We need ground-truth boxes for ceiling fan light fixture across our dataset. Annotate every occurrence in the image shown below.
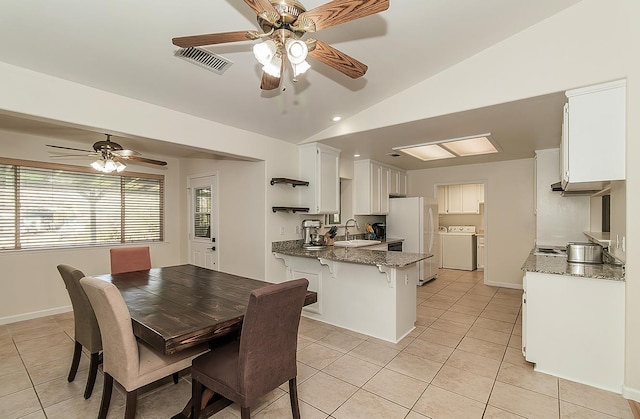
[91,159,105,171]
[285,39,308,64]
[103,159,118,173]
[253,40,278,66]
[292,60,311,78]
[262,54,282,77]
[115,161,127,172]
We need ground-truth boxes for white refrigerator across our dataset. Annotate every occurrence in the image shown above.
[387,197,440,285]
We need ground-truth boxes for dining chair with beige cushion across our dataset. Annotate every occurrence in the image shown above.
[109,246,151,275]
[80,276,209,419]
[57,264,102,399]
[190,278,309,419]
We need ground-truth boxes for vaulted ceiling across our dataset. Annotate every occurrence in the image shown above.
[0,0,581,169]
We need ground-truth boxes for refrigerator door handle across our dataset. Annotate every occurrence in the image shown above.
[428,207,434,252]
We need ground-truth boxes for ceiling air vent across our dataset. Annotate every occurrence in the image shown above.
[175,47,233,75]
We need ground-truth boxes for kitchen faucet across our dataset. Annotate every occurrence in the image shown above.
[344,218,359,241]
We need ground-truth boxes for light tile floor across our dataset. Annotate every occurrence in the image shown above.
[0,269,635,418]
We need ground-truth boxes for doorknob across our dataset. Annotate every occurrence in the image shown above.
[211,246,216,251]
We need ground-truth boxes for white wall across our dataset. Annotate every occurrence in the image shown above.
[409,158,535,288]
[0,130,184,322]
[181,158,266,280]
[535,149,590,246]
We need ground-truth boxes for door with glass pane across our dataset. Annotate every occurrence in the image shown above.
[188,175,218,270]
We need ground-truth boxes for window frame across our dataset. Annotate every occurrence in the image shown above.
[0,157,165,251]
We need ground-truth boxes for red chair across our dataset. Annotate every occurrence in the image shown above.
[110,246,151,274]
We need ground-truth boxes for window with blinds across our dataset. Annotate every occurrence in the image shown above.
[0,158,164,250]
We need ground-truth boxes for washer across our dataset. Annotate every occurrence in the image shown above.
[441,226,477,271]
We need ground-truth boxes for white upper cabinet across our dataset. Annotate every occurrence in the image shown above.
[388,168,407,196]
[353,159,403,215]
[299,143,341,214]
[437,186,447,214]
[561,79,626,191]
[477,184,485,204]
[439,184,481,214]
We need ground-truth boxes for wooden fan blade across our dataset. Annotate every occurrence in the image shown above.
[172,31,252,48]
[243,0,278,15]
[112,149,141,158]
[122,156,167,166]
[307,39,367,78]
[49,153,96,158]
[298,0,389,32]
[46,144,94,153]
[260,72,281,90]
[260,58,283,90]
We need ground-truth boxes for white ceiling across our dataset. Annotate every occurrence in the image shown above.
[0,0,580,170]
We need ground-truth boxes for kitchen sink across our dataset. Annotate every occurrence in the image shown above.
[533,247,567,257]
[333,239,381,248]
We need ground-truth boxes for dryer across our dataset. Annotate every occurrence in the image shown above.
[441,225,477,271]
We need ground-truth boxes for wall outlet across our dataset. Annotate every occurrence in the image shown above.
[295,225,300,234]
[404,274,409,285]
[279,226,284,235]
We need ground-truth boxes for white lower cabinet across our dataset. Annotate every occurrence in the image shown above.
[275,253,418,343]
[290,269,321,314]
[523,272,624,392]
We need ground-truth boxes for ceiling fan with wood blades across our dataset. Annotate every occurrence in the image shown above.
[47,134,167,173]
[172,0,389,90]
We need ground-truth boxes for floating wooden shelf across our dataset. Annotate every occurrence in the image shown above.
[272,206,309,213]
[270,178,309,187]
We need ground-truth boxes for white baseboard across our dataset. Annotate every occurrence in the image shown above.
[484,280,523,290]
[0,305,72,325]
[623,385,640,402]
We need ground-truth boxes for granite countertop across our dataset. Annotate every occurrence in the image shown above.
[272,239,430,268]
[521,246,625,281]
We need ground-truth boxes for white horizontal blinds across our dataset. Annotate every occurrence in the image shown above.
[122,176,164,243]
[0,160,163,250]
[0,165,16,250]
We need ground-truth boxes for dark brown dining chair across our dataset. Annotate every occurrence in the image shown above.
[80,276,209,419]
[109,246,151,274]
[56,264,102,399]
[191,278,309,419]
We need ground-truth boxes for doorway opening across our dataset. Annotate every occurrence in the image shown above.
[435,182,487,281]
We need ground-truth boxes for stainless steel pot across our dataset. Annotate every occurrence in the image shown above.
[566,242,603,264]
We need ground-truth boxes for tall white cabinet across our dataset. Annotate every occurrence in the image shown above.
[298,143,341,214]
[561,79,626,191]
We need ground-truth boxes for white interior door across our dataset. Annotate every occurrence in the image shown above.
[188,175,218,270]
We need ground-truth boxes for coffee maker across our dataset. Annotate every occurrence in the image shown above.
[301,219,324,248]
[372,222,386,240]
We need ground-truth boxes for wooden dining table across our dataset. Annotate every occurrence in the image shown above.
[95,264,317,418]
[95,264,317,355]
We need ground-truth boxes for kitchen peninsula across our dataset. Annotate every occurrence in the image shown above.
[521,247,625,393]
[273,240,430,343]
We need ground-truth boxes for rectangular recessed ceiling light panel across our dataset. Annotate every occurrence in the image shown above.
[394,133,497,162]
[398,144,455,161]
